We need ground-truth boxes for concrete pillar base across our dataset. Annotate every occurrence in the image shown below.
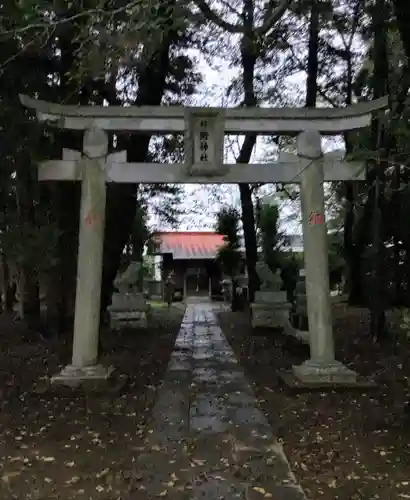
[293,359,357,384]
[51,364,114,387]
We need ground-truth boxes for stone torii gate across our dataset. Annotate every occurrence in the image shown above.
[21,95,388,385]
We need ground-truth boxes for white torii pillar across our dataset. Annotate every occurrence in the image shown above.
[52,128,126,384]
[292,131,357,383]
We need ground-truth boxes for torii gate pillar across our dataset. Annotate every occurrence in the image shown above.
[293,131,356,383]
[52,127,113,384]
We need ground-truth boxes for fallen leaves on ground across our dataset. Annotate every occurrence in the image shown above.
[218,305,410,500]
[0,308,184,499]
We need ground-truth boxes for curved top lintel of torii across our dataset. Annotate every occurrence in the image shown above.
[19,94,389,135]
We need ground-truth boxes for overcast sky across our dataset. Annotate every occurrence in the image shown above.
[144,6,360,238]
[154,50,304,235]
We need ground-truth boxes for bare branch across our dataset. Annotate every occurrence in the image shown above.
[218,0,242,17]
[279,35,340,107]
[192,0,292,35]
[192,0,245,33]
[256,0,293,36]
[0,3,138,36]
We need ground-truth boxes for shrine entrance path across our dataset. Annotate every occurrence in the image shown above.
[135,301,307,499]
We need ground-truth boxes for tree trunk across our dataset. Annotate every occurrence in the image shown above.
[100,0,180,312]
[346,247,364,304]
[305,1,319,108]
[392,0,410,63]
[237,0,259,303]
[47,0,179,327]
[44,237,68,336]
[370,0,389,340]
[43,8,86,334]
[343,46,363,305]
[347,192,374,305]
[1,254,14,312]
[344,183,362,304]
[15,162,41,325]
[17,267,40,326]
[238,154,258,303]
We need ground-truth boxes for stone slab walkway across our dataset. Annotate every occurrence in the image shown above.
[133,302,307,500]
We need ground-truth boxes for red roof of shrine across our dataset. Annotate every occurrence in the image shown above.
[151,232,226,260]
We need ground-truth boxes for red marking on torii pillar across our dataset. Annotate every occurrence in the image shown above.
[308,212,324,225]
[84,211,99,226]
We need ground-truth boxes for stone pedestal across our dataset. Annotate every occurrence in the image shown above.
[108,292,150,329]
[292,359,357,384]
[51,364,114,386]
[251,291,290,329]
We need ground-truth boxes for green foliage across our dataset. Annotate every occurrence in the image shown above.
[215,207,241,278]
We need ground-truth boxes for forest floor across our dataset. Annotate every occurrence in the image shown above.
[0,305,184,500]
[218,304,410,500]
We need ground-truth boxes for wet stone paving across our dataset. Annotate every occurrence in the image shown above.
[134,303,307,499]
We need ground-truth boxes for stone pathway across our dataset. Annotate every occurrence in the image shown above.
[134,302,307,499]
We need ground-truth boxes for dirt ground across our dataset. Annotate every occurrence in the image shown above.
[0,306,184,500]
[217,304,410,500]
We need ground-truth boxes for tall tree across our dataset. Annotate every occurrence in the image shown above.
[194,0,293,301]
[392,0,410,63]
[305,0,319,108]
[369,0,389,339]
[0,0,197,332]
[0,2,56,325]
